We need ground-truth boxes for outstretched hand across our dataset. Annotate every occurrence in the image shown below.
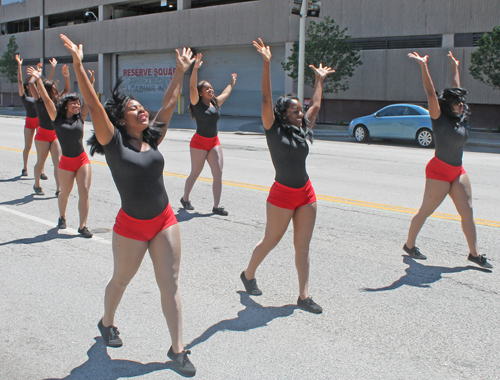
[61,64,70,77]
[175,47,195,73]
[448,51,459,67]
[253,38,272,62]
[408,52,428,65]
[87,69,95,85]
[49,58,58,68]
[230,73,237,86]
[15,54,23,66]
[60,34,84,63]
[194,53,203,69]
[310,63,335,80]
[27,66,42,79]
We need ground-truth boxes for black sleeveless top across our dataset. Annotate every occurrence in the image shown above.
[21,95,38,118]
[191,101,220,138]
[34,99,55,130]
[265,120,310,188]
[103,128,169,220]
[432,113,469,166]
[53,116,85,158]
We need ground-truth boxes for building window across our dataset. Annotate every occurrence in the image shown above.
[111,1,177,19]
[47,8,99,28]
[191,0,257,8]
[350,35,442,50]
[1,17,40,34]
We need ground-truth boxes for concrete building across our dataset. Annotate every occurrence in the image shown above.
[1,0,499,128]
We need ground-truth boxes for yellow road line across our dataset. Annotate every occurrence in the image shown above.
[3,146,500,228]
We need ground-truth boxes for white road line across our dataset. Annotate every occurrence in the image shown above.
[0,205,111,245]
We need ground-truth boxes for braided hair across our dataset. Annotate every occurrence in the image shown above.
[273,94,313,143]
[438,87,470,123]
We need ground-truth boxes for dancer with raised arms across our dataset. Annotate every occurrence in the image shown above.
[60,34,197,376]
[240,38,334,313]
[180,53,237,215]
[403,51,492,269]
[27,65,94,238]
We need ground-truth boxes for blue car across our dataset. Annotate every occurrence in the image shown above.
[348,104,433,147]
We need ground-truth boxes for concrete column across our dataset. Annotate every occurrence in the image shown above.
[442,34,454,48]
[284,42,294,95]
[99,4,113,20]
[98,53,112,102]
[178,0,192,10]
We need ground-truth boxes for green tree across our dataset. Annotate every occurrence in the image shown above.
[282,16,362,94]
[0,35,19,105]
[469,26,500,90]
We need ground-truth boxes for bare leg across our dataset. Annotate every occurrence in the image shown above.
[75,163,92,228]
[405,178,451,248]
[57,168,76,220]
[182,147,209,202]
[244,203,294,280]
[102,233,148,327]
[49,141,62,192]
[449,173,478,255]
[206,145,224,208]
[292,202,317,300]
[23,128,36,172]
[34,140,50,188]
[148,224,184,353]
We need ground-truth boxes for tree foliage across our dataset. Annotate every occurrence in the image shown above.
[282,16,362,94]
[0,35,19,85]
[469,26,500,90]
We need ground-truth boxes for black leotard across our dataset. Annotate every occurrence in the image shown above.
[21,95,37,118]
[265,120,310,189]
[191,101,220,138]
[432,113,469,166]
[35,99,55,130]
[103,128,168,220]
[53,116,84,158]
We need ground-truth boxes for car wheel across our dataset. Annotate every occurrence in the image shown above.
[417,128,433,147]
[354,125,369,143]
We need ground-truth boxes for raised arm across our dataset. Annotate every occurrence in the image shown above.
[408,52,440,120]
[80,69,94,123]
[189,53,202,105]
[27,66,57,120]
[16,54,24,96]
[215,73,237,106]
[28,66,42,100]
[60,64,71,96]
[448,51,460,88]
[60,34,114,145]
[48,58,57,81]
[305,64,334,129]
[156,47,195,144]
[253,38,274,130]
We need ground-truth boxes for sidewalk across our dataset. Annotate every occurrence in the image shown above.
[2,106,499,148]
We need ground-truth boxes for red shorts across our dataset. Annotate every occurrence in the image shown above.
[59,151,90,172]
[25,117,39,130]
[35,128,57,143]
[426,157,466,183]
[113,203,178,242]
[267,180,316,210]
[190,133,220,151]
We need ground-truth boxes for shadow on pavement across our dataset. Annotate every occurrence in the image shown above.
[0,227,78,247]
[361,255,491,292]
[0,193,53,206]
[43,338,175,380]
[175,208,214,222]
[185,291,297,350]
[0,175,32,183]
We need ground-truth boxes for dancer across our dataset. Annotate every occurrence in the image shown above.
[240,39,334,314]
[403,51,492,269]
[60,34,196,376]
[16,55,48,179]
[180,53,237,215]
[28,66,94,238]
[28,64,70,196]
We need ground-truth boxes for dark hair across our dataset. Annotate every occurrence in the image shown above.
[188,80,220,119]
[87,79,165,156]
[438,87,470,123]
[56,93,81,120]
[23,79,31,96]
[274,94,313,143]
[43,80,59,100]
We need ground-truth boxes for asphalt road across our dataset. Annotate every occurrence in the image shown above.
[1,115,499,380]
